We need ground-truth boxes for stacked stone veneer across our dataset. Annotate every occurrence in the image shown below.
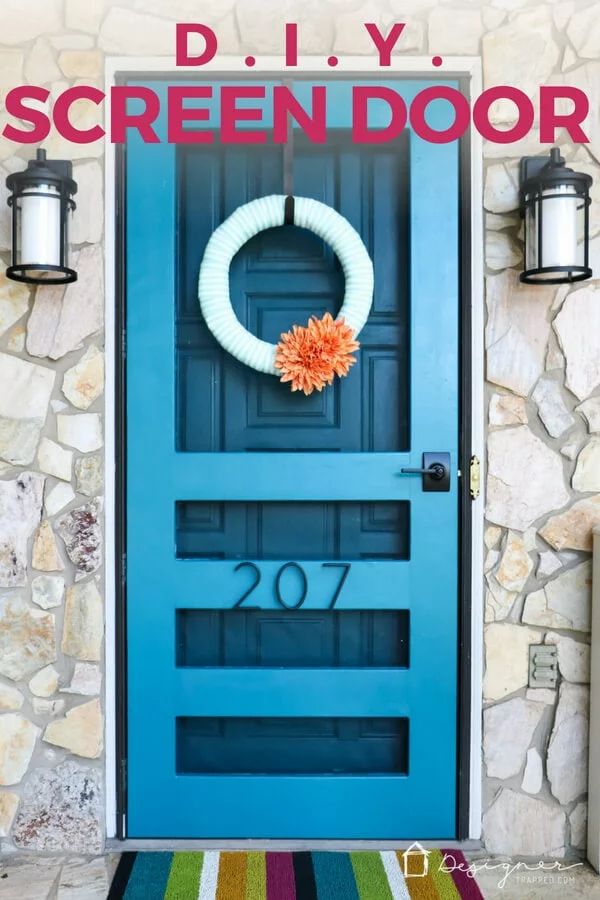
[1,0,600,858]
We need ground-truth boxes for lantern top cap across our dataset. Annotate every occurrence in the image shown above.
[5,148,77,196]
[520,146,592,199]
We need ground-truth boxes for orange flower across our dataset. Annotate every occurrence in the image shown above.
[274,313,359,395]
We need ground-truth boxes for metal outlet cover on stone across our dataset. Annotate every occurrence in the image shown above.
[529,644,558,689]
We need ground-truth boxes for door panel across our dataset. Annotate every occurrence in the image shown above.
[126,79,460,839]
[177,134,409,455]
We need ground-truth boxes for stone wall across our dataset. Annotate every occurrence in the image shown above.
[0,0,599,858]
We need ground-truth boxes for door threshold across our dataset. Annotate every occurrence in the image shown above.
[107,838,483,852]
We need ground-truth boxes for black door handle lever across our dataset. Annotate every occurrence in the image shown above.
[398,453,451,492]
[400,464,446,480]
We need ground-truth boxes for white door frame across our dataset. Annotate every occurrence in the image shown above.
[103,54,485,843]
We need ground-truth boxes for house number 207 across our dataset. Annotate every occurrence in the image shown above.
[233,562,351,610]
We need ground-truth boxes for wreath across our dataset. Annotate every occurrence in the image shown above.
[198,195,374,395]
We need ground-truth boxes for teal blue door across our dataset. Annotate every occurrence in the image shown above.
[125,80,460,839]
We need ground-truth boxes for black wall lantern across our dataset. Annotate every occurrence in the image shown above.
[5,149,78,285]
[519,147,592,285]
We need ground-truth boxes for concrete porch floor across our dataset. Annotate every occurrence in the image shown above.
[0,853,598,898]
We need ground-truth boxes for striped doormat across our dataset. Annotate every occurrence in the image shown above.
[108,849,484,899]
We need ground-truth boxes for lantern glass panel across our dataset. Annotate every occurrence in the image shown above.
[539,184,584,271]
[16,181,63,279]
[524,185,588,281]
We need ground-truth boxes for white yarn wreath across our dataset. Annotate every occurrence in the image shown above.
[198,195,374,375]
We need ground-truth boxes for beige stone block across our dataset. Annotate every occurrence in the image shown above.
[27,246,104,361]
[484,622,541,701]
[24,39,61,85]
[547,682,589,805]
[482,7,506,31]
[562,440,582,461]
[484,696,544,779]
[537,550,562,578]
[486,270,554,397]
[483,6,560,124]
[429,7,483,54]
[0,684,24,711]
[45,483,76,518]
[31,574,64,610]
[570,801,587,850]
[521,748,543,795]
[32,521,65,572]
[577,396,600,433]
[37,437,73,482]
[61,662,101,697]
[562,44,578,72]
[526,687,556,705]
[0,789,19,836]
[75,455,103,497]
[486,427,569,532]
[546,340,565,373]
[0,115,23,164]
[99,7,179,54]
[335,5,385,55]
[573,439,600,493]
[532,377,575,439]
[0,714,39,785]
[0,352,53,416]
[0,596,56,682]
[62,581,104,662]
[0,273,29,339]
[71,162,103,246]
[489,393,527,426]
[484,525,503,550]
[62,345,104,411]
[0,472,44,588]
[237,0,334,54]
[43,699,103,759]
[483,789,565,857]
[66,0,109,33]
[57,414,103,453]
[484,163,519,214]
[523,561,592,632]
[485,575,517,623]
[485,231,521,271]
[32,698,65,717]
[51,36,95,51]
[546,632,590,684]
[485,550,500,575]
[553,1,575,33]
[29,665,60,698]
[495,531,533,593]
[0,0,62,44]
[7,325,25,353]
[58,51,103,80]
[567,3,600,58]
[485,211,519,231]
